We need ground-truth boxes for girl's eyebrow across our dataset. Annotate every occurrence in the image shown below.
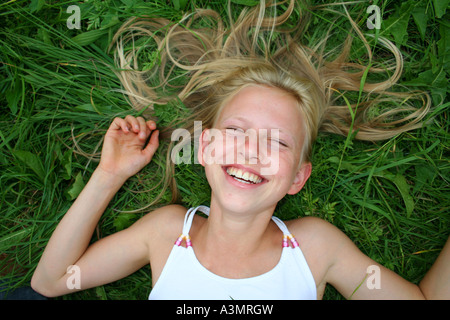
[220,116,247,125]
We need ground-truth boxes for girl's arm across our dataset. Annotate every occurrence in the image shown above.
[296,217,449,299]
[31,116,159,297]
[323,224,426,300]
[419,236,450,299]
[325,224,450,299]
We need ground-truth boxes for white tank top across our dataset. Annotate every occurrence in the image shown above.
[149,206,317,300]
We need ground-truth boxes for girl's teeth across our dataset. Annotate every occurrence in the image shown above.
[226,167,262,184]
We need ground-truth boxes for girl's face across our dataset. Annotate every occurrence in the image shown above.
[198,85,311,215]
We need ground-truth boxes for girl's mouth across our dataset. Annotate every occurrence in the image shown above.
[224,166,264,185]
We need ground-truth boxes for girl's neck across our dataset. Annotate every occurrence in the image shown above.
[199,195,277,255]
[189,195,283,279]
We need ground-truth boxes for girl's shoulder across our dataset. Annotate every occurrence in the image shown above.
[285,216,351,254]
[134,204,188,284]
[137,204,188,243]
[285,216,350,289]
[285,216,341,242]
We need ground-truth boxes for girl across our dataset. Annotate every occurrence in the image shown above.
[31,0,449,299]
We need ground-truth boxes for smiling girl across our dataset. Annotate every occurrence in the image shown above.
[31,0,449,299]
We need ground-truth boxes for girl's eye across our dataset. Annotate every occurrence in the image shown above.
[225,127,245,134]
[271,139,288,148]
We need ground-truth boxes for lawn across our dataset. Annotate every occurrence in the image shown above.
[0,0,448,300]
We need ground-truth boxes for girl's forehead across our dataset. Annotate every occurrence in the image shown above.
[217,85,303,130]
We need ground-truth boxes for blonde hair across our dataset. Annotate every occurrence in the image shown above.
[109,0,431,205]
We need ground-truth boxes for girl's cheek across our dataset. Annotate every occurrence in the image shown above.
[205,135,244,165]
[261,151,296,177]
[261,158,280,175]
[202,136,231,165]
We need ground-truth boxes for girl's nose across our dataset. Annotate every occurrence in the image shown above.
[244,129,259,163]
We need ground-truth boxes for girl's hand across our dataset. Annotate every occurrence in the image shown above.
[97,115,159,183]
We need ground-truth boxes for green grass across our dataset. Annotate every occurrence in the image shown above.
[0,0,449,300]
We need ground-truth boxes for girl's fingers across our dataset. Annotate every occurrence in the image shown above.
[112,116,157,138]
[143,130,159,159]
[136,117,148,139]
[112,117,130,132]
[125,115,140,133]
[146,120,157,131]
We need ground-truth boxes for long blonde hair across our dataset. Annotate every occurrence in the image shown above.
[109,0,431,205]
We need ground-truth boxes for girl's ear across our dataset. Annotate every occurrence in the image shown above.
[197,129,210,167]
[287,162,312,195]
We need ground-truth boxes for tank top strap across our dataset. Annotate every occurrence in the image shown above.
[175,206,210,247]
[271,216,300,248]
[271,216,290,235]
[182,205,210,234]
